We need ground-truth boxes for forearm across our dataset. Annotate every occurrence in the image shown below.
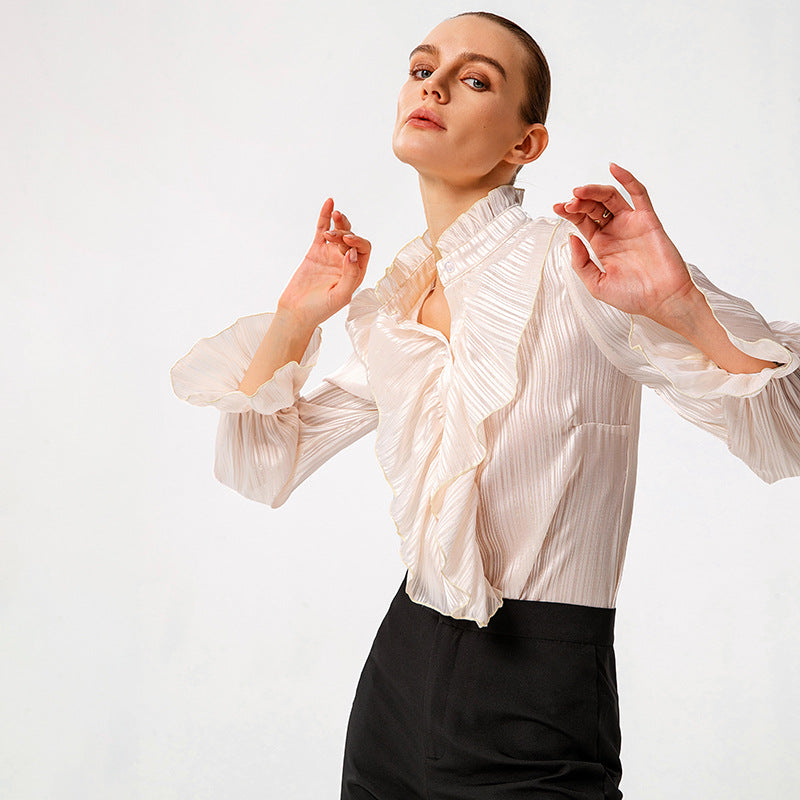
[237,307,318,396]
[658,286,782,374]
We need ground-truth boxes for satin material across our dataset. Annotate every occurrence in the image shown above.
[170,185,800,626]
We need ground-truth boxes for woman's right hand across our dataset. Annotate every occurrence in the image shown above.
[277,197,371,330]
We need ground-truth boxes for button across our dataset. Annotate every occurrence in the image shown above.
[443,260,454,272]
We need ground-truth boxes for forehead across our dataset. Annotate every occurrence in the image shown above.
[417,15,525,70]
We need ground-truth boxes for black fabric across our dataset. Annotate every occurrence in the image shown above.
[341,573,623,799]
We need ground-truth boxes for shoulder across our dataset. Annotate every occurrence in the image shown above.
[513,213,577,247]
[512,214,581,270]
[526,214,577,243]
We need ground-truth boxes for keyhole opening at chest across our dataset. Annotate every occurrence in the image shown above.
[416,281,452,343]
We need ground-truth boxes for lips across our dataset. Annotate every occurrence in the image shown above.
[406,107,446,129]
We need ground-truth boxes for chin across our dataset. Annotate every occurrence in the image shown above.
[392,134,443,174]
[391,138,417,169]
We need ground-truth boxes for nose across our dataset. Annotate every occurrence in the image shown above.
[421,74,447,102]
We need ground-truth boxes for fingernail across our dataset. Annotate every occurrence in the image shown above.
[349,247,358,263]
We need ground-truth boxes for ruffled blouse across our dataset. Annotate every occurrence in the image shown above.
[170,185,800,626]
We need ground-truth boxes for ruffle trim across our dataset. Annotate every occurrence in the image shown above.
[345,193,560,626]
[427,185,525,261]
[628,264,800,398]
[373,184,528,318]
[556,219,799,400]
[169,311,322,415]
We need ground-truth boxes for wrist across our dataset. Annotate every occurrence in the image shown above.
[273,305,319,340]
[650,286,782,373]
[649,284,710,341]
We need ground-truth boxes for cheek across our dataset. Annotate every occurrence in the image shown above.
[397,81,415,105]
[395,82,424,123]
[468,106,513,141]
[482,105,523,143]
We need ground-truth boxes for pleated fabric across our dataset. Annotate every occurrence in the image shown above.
[170,184,800,627]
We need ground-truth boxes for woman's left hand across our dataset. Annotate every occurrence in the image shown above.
[553,163,697,328]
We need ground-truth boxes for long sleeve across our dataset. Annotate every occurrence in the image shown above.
[554,221,800,484]
[170,311,378,506]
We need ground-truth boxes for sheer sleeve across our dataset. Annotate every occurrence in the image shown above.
[170,311,378,506]
[554,221,800,484]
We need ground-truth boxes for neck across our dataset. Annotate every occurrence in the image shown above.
[417,173,512,261]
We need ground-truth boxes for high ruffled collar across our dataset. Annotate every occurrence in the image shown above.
[423,183,525,259]
[372,184,527,321]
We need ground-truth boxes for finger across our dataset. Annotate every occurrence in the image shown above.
[561,198,614,223]
[315,197,334,245]
[329,247,366,307]
[323,229,353,240]
[570,184,632,215]
[323,230,372,258]
[323,230,369,246]
[322,230,350,256]
[568,235,604,297]
[553,202,602,240]
[341,232,371,253]
[608,162,653,211]
[332,210,352,232]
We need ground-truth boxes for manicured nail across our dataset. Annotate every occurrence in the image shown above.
[349,247,358,262]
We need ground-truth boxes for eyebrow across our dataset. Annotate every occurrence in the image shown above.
[407,43,507,81]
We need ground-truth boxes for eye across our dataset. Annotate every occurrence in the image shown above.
[409,67,433,80]
[463,76,488,90]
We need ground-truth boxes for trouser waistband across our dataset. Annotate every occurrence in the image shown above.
[397,573,616,645]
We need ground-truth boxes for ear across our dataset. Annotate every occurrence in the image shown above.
[506,123,549,167]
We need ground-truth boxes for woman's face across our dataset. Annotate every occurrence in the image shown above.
[392,15,545,187]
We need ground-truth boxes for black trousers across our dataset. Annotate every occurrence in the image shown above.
[341,573,623,799]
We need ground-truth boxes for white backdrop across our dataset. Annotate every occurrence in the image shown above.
[2,1,799,798]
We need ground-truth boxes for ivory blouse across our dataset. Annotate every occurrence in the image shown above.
[170,184,800,627]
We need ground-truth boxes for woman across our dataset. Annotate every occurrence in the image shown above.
[170,11,800,799]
